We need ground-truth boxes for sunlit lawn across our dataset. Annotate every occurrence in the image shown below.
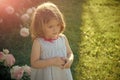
[79,0,120,80]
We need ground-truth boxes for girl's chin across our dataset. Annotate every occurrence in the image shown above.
[51,35,58,39]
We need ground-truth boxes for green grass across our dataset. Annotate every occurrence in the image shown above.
[79,0,120,80]
[0,0,120,80]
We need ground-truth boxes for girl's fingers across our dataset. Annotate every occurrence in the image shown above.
[63,60,72,68]
[63,62,69,68]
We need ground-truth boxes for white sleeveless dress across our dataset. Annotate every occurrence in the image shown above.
[31,36,73,80]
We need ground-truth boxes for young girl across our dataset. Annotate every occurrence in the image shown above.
[30,2,74,80]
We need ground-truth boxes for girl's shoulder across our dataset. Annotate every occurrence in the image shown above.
[59,33,68,40]
[33,37,43,45]
[33,38,40,42]
[59,33,66,38]
[59,34,69,43]
[32,38,41,48]
[32,38,40,45]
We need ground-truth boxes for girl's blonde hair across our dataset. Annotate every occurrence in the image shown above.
[30,2,66,40]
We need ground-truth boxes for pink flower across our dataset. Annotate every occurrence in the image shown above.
[21,13,30,22]
[15,13,20,17]
[0,52,5,62]
[0,18,3,23]
[3,48,9,54]
[20,27,29,37]
[32,7,36,11]
[4,54,15,67]
[5,6,14,14]
[22,65,31,75]
[26,8,33,14]
[10,66,24,80]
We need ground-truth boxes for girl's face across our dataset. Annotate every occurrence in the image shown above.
[43,18,61,39]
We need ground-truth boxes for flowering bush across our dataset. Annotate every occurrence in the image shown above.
[19,7,35,37]
[10,65,31,80]
[20,27,30,37]
[5,6,15,14]
[0,49,15,67]
[0,49,31,80]
[0,5,35,38]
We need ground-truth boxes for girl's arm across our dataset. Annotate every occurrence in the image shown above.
[30,38,65,69]
[64,35,74,68]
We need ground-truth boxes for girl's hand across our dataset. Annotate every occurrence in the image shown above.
[52,57,66,69]
[63,58,72,69]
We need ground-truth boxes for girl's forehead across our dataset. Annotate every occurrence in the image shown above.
[46,18,59,25]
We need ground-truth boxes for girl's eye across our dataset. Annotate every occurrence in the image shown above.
[48,26,53,28]
[57,24,59,26]
[57,24,60,27]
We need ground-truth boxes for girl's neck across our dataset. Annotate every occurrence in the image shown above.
[46,34,59,39]
[42,35,59,42]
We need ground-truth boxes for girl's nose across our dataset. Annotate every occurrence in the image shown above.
[53,27,57,31]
